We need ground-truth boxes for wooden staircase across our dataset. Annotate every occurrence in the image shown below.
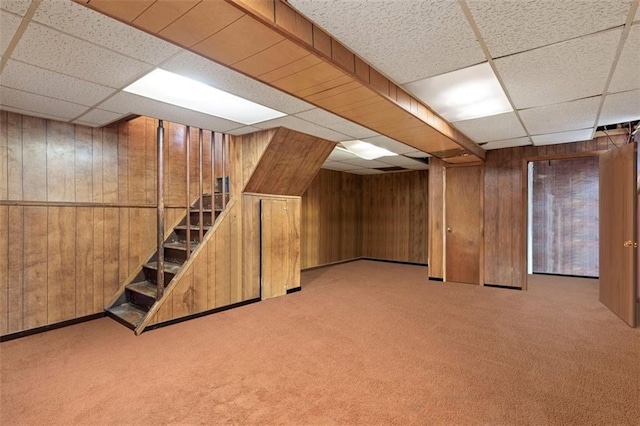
[106,190,229,330]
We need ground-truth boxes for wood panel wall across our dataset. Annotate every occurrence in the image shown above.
[428,158,445,278]
[0,111,217,336]
[362,170,428,264]
[301,168,428,268]
[429,135,624,288]
[301,169,362,268]
[532,157,599,277]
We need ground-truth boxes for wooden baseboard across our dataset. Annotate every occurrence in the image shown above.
[301,257,363,271]
[0,313,106,342]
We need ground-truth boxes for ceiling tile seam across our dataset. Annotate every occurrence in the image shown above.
[294,115,371,139]
[516,94,602,112]
[0,0,41,73]
[0,85,93,120]
[4,57,117,91]
[458,0,532,146]
[529,126,594,137]
[591,0,639,135]
[0,105,69,122]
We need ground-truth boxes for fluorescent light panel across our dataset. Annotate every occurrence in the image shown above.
[404,62,512,122]
[340,140,398,160]
[124,68,286,125]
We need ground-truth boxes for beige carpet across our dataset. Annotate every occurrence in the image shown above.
[1,260,639,425]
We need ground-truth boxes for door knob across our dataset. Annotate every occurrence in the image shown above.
[623,240,637,248]
[447,227,452,233]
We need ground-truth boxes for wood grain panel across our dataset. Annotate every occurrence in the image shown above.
[274,0,312,44]
[22,115,47,201]
[80,0,153,22]
[331,39,355,73]
[23,206,48,329]
[74,125,93,202]
[6,112,22,200]
[47,122,75,202]
[428,158,445,279]
[0,206,7,334]
[132,0,200,33]
[7,206,23,332]
[362,171,428,264]
[301,169,362,268]
[193,15,283,65]
[0,111,8,200]
[532,157,599,277]
[75,207,94,317]
[245,127,335,195]
[127,118,146,204]
[47,207,76,322]
[116,123,127,203]
[102,125,119,203]
[445,166,482,285]
[158,0,244,47]
[92,207,104,312]
[242,194,262,299]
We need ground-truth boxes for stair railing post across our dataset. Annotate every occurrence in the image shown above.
[211,131,215,219]
[185,126,191,260]
[156,120,165,300]
[222,134,227,209]
[198,128,204,242]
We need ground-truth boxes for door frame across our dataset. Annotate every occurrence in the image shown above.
[521,150,608,291]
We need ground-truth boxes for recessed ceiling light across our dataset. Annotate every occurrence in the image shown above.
[340,140,399,160]
[124,68,286,125]
[404,62,512,122]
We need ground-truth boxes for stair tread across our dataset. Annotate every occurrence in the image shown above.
[164,241,197,251]
[127,281,158,299]
[107,303,146,327]
[189,208,218,213]
[144,261,182,274]
[174,225,211,231]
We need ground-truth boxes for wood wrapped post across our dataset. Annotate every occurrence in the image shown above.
[222,134,227,209]
[156,120,165,300]
[210,131,215,218]
[198,128,204,242]
[185,126,191,260]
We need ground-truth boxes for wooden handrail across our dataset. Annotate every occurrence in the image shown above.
[185,126,191,260]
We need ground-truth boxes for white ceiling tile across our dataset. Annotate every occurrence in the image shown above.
[2,60,116,106]
[349,168,386,175]
[361,135,417,155]
[0,105,69,122]
[322,161,365,171]
[74,109,122,126]
[341,158,390,168]
[520,97,601,135]
[1,0,29,16]
[97,92,246,132]
[481,137,531,150]
[453,112,526,143]
[404,151,432,158]
[609,24,640,93]
[598,90,640,126]
[225,126,262,136]
[12,22,153,88]
[289,0,485,83]
[1,10,21,55]
[495,29,621,109]
[32,0,180,65]
[294,108,378,139]
[252,115,348,141]
[0,85,88,119]
[162,51,314,115]
[327,148,361,162]
[376,155,428,168]
[532,128,595,145]
[468,0,632,58]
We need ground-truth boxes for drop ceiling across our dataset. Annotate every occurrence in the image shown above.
[1,0,639,177]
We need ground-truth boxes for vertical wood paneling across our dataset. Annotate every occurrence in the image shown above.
[75,207,94,316]
[47,207,76,323]
[6,112,22,200]
[116,123,128,203]
[102,208,120,302]
[0,111,8,200]
[127,118,146,204]
[102,125,119,203]
[193,244,208,312]
[118,209,130,283]
[22,116,47,201]
[92,128,104,203]
[92,208,105,312]
[0,206,7,334]
[144,117,157,204]
[23,206,48,329]
[74,126,93,202]
[428,159,445,278]
[47,122,75,202]
[7,206,23,332]
[215,214,231,307]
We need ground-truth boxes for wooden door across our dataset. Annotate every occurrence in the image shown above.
[599,142,637,326]
[260,198,301,300]
[445,166,482,284]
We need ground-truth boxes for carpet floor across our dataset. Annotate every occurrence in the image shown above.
[1,260,639,425]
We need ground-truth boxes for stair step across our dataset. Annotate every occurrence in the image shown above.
[127,281,158,298]
[144,261,182,275]
[164,241,198,251]
[106,303,147,329]
[174,225,211,233]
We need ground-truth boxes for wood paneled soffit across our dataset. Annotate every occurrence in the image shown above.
[79,0,485,162]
